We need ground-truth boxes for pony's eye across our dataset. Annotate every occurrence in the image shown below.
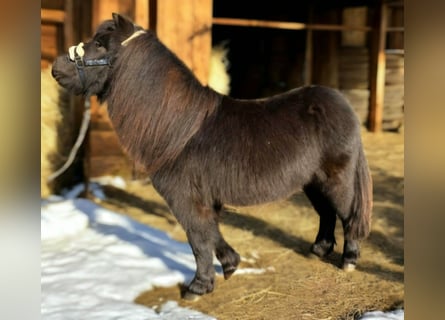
[95,41,102,48]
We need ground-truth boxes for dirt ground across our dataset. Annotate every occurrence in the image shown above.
[96,128,404,320]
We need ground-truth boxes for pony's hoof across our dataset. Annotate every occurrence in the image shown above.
[310,241,334,258]
[182,291,201,301]
[307,252,321,260]
[223,266,237,279]
[306,252,323,260]
[342,263,356,272]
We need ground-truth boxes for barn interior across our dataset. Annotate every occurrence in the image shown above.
[41,0,404,192]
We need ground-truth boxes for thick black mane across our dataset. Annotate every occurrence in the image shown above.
[107,31,221,173]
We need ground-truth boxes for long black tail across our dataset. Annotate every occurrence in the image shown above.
[347,146,373,240]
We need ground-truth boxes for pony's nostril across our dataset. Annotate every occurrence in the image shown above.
[51,66,57,77]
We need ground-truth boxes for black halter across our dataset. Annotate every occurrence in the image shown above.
[68,29,146,91]
[69,43,110,91]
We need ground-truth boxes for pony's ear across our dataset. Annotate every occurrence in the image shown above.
[112,13,134,34]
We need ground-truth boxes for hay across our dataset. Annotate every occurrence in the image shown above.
[208,41,231,95]
[41,66,73,197]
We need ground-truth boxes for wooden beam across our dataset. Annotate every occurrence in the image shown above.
[41,9,65,23]
[368,1,388,132]
[212,17,372,32]
[387,27,404,32]
[213,17,306,30]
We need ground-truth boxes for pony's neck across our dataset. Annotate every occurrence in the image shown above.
[106,32,221,173]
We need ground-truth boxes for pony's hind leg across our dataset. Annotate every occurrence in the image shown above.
[305,181,361,270]
[341,236,360,271]
[334,148,372,271]
[304,183,337,258]
[306,163,369,271]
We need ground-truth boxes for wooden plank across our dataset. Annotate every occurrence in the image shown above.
[341,89,370,118]
[388,6,404,49]
[311,9,339,88]
[41,9,65,23]
[368,1,388,132]
[386,27,404,32]
[385,68,404,84]
[212,17,372,32]
[341,7,368,47]
[41,24,59,60]
[339,47,369,90]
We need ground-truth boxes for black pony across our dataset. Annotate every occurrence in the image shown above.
[52,13,372,300]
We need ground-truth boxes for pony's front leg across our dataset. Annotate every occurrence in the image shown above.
[182,203,241,299]
[169,201,220,299]
[184,221,217,299]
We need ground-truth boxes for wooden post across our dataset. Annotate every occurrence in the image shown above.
[368,1,388,132]
[92,0,119,29]
[156,0,213,85]
[134,0,149,29]
[304,29,313,86]
[63,0,74,50]
[304,7,313,85]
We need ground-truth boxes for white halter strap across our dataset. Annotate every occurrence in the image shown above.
[121,30,146,46]
[67,29,145,62]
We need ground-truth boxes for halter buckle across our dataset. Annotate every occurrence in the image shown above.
[74,54,84,68]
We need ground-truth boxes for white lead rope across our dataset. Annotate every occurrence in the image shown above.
[47,98,91,182]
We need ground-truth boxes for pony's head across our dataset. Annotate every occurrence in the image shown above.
[51,13,144,98]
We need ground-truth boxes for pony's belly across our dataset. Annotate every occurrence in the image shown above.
[218,180,303,207]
